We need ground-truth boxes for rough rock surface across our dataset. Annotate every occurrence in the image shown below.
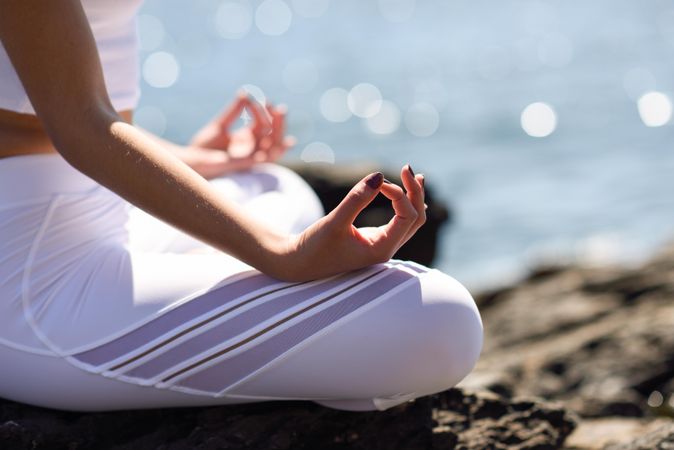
[0,388,575,450]
[603,422,674,450]
[464,243,674,420]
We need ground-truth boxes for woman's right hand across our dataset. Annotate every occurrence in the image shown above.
[272,165,426,282]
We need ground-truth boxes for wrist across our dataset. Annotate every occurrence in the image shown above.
[258,229,298,281]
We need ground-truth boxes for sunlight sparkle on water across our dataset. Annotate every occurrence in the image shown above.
[142,52,180,88]
[520,102,557,137]
[320,88,351,123]
[256,0,292,36]
[637,91,672,127]
[366,100,401,135]
[347,83,383,119]
[405,102,439,137]
[301,142,335,164]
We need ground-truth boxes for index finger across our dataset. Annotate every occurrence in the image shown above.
[243,97,272,135]
[218,93,249,130]
[370,181,418,256]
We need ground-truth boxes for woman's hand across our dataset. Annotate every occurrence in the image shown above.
[273,165,427,282]
[187,93,296,178]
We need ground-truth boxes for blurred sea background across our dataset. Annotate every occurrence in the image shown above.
[135,0,674,290]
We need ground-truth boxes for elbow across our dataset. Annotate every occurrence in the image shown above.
[44,103,122,170]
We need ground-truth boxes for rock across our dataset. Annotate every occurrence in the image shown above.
[464,243,674,419]
[0,388,575,450]
[564,418,672,449]
[286,162,452,267]
[603,422,674,450]
[432,389,577,450]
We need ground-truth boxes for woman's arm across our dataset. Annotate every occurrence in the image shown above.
[0,0,286,275]
[0,0,427,282]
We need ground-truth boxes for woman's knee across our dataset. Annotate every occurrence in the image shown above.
[240,163,325,233]
[409,269,483,396]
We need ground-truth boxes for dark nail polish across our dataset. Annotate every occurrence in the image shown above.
[408,164,415,177]
[365,172,384,189]
[383,178,393,184]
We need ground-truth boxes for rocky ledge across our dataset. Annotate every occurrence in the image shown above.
[463,241,674,449]
[0,388,575,450]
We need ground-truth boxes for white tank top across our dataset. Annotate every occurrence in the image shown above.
[0,0,144,115]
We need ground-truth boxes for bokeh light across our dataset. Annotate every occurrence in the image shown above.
[520,102,557,137]
[300,141,335,164]
[405,102,439,137]
[320,88,352,123]
[637,91,672,127]
[282,58,318,94]
[215,1,252,39]
[142,51,180,88]
[256,0,293,36]
[366,100,401,135]
[347,83,383,118]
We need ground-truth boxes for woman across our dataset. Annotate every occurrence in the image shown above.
[0,0,482,412]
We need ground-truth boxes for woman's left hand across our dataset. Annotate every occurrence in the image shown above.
[186,93,296,178]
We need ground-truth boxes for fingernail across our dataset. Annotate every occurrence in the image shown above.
[365,172,384,189]
[408,164,415,177]
[383,178,393,184]
[420,175,425,189]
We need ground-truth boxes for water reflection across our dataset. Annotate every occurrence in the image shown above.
[520,102,557,138]
[142,51,180,88]
[320,88,351,123]
[255,0,292,36]
[347,83,383,119]
[405,102,439,137]
[637,92,672,127]
[301,141,335,164]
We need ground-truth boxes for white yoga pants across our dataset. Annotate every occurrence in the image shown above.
[0,154,483,412]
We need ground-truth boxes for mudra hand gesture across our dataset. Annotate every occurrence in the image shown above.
[186,92,296,178]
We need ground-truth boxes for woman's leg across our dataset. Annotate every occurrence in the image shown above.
[7,249,481,411]
[1,158,482,412]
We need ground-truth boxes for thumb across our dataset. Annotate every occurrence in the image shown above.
[331,172,384,225]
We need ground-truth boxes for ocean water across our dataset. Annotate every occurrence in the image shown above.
[136,0,674,289]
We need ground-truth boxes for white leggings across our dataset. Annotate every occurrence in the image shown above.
[0,154,482,412]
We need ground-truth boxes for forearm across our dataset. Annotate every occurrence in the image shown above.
[136,128,223,178]
[58,110,288,276]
